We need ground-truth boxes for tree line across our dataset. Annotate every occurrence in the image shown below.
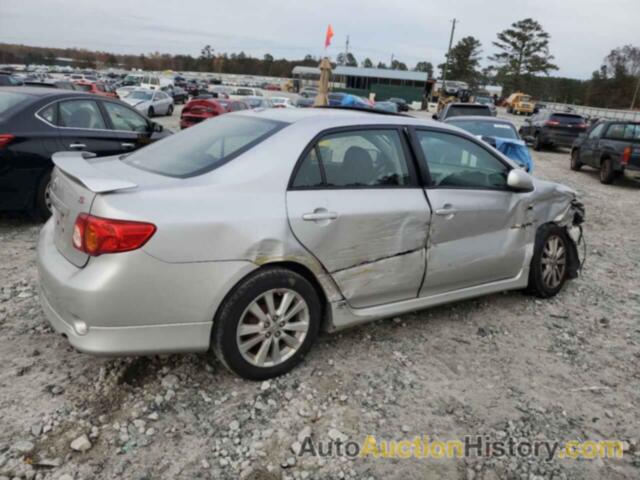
[1,18,639,109]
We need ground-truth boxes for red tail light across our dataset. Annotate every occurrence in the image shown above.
[577,123,588,129]
[622,146,632,165]
[545,120,560,127]
[72,214,156,256]
[0,134,15,149]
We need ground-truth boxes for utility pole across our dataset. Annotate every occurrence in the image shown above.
[631,75,640,110]
[390,53,394,68]
[345,35,350,55]
[441,18,457,92]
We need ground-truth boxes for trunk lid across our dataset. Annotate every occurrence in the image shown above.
[49,151,138,267]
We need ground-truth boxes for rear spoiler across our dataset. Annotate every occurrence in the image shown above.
[52,151,138,193]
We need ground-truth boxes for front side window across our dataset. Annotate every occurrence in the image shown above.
[58,100,106,129]
[417,130,509,189]
[588,123,605,139]
[103,102,148,132]
[291,129,412,188]
[122,115,285,177]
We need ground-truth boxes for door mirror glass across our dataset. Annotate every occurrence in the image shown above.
[507,169,534,192]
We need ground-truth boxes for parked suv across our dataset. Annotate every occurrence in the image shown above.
[434,103,493,121]
[519,112,588,151]
[570,120,640,184]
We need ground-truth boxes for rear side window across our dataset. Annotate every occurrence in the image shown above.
[291,129,412,188]
[122,115,285,177]
[604,123,640,140]
[58,100,106,129]
[550,114,584,125]
[0,92,30,116]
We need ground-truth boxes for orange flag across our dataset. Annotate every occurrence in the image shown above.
[324,25,334,48]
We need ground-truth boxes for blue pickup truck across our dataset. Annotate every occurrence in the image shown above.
[570,120,640,184]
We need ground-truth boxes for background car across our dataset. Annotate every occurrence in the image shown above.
[243,96,274,109]
[519,111,588,151]
[299,87,318,98]
[115,85,136,99]
[373,101,399,113]
[23,80,78,90]
[234,87,263,97]
[0,71,24,86]
[180,97,248,129]
[570,120,640,184]
[37,108,583,380]
[445,116,533,172]
[0,87,170,220]
[162,85,188,104]
[73,80,117,98]
[121,88,174,117]
[295,97,314,108]
[434,102,493,121]
[269,97,295,108]
[388,97,409,112]
[473,95,497,116]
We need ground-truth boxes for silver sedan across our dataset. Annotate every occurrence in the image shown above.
[37,109,585,379]
[121,88,174,117]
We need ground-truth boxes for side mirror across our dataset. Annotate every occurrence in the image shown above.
[507,169,534,192]
[151,122,163,133]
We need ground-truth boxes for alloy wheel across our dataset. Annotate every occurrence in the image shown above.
[541,235,566,289]
[236,289,310,368]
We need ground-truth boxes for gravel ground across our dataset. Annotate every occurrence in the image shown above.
[0,108,639,480]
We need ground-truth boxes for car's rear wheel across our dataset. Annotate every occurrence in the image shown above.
[599,158,615,184]
[570,149,582,171]
[167,105,174,116]
[31,170,52,222]
[212,267,321,380]
[527,224,570,298]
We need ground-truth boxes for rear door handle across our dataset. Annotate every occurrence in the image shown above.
[69,143,86,149]
[121,142,136,149]
[302,211,338,221]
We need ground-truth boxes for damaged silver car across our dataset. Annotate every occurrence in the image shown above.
[37,108,585,379]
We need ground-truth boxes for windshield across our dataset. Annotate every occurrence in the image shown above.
[520,95,531,102]
[446,105,492,118]
[550,114,585,125]
[122,115,286,177]
[75,84,92,91]
[124,75,142,86]
[475,96,493,105]
[449,120,518,139]
[129,91,153,101]
[235,88,253,96]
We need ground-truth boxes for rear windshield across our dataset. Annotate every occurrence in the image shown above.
[550,114,585,124]
[0,91,31,116]
[604,123,640,141]
[446,105,492,118]
[235,88,253,96]
[122,115,286,177]
[448,120,518,139]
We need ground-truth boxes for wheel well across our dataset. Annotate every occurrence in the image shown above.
[264,261,329,316]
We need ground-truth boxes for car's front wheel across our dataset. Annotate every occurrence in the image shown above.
[167,105,174,116]
[212,267,321,380]
[599,158,615,184]
[527,224,570,298]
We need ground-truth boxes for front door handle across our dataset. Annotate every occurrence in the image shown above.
[121,142,136,149]
[434,206,459,216]
[69,143,86,149]
[302,211,338,221]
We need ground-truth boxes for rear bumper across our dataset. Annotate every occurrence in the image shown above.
[541,130,581,147]
[37,220,257,355]
[623,166,640,182]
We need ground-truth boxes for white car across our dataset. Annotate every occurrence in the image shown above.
[270,97,295,108]
[234,87,263,98]
[121,88,174,117]
[115,86,136,99]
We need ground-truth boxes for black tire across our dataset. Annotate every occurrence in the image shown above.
[570,149,582,171]
[533,133,543,151]
[212,267,321,380]
[599,158,615,184]
[527,224,570,298]
[167,105,174,116]
[147,107,154,118]
[31,170,52,222]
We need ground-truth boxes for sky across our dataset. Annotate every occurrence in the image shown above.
[1,0,638,79]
